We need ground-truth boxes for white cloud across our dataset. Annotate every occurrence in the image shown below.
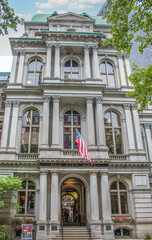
[36,10,45,14]
[68,2,93,9]
[78,0,104,3]
[35,0,68,9]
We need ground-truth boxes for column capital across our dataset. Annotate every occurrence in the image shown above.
[5,100,12,107]
[12,49,19,56]
[89,170,98,175]
[95,96,103,104]
[52,95,60,103]
[131,103,138,110]
[19,49,26,55]
[123,103,131,110]
[86,96,94,104]
[43,95,50,103]
[54,43,61,49]
[40,171,48,175]
[50,170,59,174]
[46,42,53,48]
[84,44,90,50]
[144,123,151,129]
[99,170,109,175]
[92,44,98,51]
[12,100,20,107]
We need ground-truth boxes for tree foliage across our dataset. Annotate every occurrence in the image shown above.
[0,175,22,211]
[103,0,152,111]
[0,0,23,35]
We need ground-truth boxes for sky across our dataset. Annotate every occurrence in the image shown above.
[0,0,105,72]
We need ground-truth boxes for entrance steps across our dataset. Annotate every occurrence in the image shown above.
[52,226,101,240]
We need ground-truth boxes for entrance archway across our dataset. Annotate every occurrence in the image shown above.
[61,178,86,226]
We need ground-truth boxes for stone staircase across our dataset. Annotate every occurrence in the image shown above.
[52,226,101,240]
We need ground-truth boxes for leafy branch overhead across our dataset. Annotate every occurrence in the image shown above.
[0,0,24,35]
[103,0,152,111]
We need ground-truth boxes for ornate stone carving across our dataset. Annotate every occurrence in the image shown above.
[5,100,12,107]
[52,95,60,103]
[144,123,151,129]
[19,49,26,55]
[131,104,138,110]
[86,96,94,104]
[123,103,130,110]
[43,95,50,103]
[95,96,103,104]
[46,42,53,48]
[13,100,20,107]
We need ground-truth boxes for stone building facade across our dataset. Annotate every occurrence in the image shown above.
[0,12,152,240]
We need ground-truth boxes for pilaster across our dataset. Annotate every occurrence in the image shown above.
[144,123,152,162]
[86,97,95,148]
[9,50,18,84]
[84,45,91,79]
[51,95,60,148]
[16,50,25,85]
[41,95,50,148]
[54,44,60,78]
[92,46,100,79]
[118,55,127,86]
[45,42,52,78]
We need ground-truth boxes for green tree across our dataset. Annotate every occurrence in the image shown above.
[0,176,22,239]
[103,0,152,111]
[0,0,23,35]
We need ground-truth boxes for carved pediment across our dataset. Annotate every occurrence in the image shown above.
[47,12,94,23]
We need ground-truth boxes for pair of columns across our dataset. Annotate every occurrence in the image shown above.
[86,96,106,148]
[123,103,144,153]
[41,95,60,148]
[9,50,25,84]
[1,100,20,150]
[39,171,59,223]
[90,171,112,223]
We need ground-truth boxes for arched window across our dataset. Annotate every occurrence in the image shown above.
[64,60,79,79]
[100,61,115,87]
[115,228,131,238]
[110,180,128,214]
[104,111,122,154]
[27,59,43,85]
[64,110,80,149]
[21,110,39,153]
[18,179,36,215]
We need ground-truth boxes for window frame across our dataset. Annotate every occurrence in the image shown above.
[64,59,79,80]
[20,109,40,153]
[100,60,115,87]
[18,179,36,216]
[27,59,43,86]
[104,110,123,154]
[63,110,81,149]
[110,180,129,215]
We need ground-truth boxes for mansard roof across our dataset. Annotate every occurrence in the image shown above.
[29,12,109,26]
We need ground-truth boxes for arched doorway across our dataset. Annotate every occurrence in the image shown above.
[61,178,86,226]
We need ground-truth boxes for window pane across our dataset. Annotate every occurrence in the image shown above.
[104,112,111,126]
[111,181,117,190]
[73,127,77,149]
[64,67,71,73]
[65,60,70,67]
[22,181,26,189]
[115,129,122,154]
[107,62,114,74]
[32,111,39,125]
[72,60,78,67]
[21,127,30,153]
[27,192,35,214]
[73,112,80,125]
[100,62,106,73]
[114,229,121,236]
[120,192,128,214]
[123,229,130,236]
[28,181,35,190]
[64,128,71,149]
[27,73,34,85]
[108,75,115,87]
[28,60,35,71]
[35,73,42,85]
[101,74,107,83]
[23,111,31,125]
[111,193,119,214]
[119,182,126,190]
[71,73,79,79]
[64,111,71,125]
[19,192,26,214]
[105,128,114,154]
[112,112,121,127]
[30,127,39,153]
[36,60,42,71]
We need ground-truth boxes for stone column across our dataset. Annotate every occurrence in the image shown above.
[86,97,95,147]
[144,124,152,162]
[124,54,132,86]
[92,46,100,79]
[45,42,52,78]
[9,101,20,149]
[52,95,60,148]
[16,50,25,84]
[84,46,91,79]
[131,104,144,151]
[81,186,85,223]
[1,100,12,149]
[9,50,18,84]
[95,96,106,147]
[39,172,47,222]
[54,44,60,78]
[50,171,59,223]
[89,172,99,221]
[123,104,136,151]
[118,55,127,86]
[41,95,50,148]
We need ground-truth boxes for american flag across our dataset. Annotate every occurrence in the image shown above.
[75,128,92,166]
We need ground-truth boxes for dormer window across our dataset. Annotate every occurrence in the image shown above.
[64,60,79,79]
